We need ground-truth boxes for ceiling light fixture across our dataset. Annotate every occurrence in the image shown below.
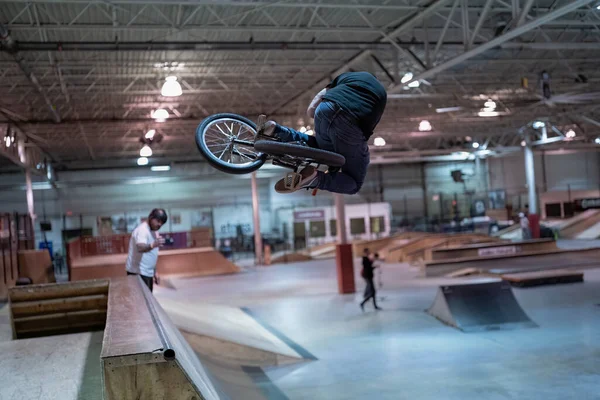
[145,129,156,140]
[407,80,420,88]
[418,120,432,132]
[152,108,169,122]
[532,121,545,129]
[566,129,576,139]
[151,165,171,172]
[484,99,496,109]
[478,111,499,117]
[161,76,182,97]
[401,72,413,83]
[521,140,527,147]
[472,142,480,149]
[140,145,153,157]
[595,137,600,144]
[374,137,386,147]
[137,157,149,166]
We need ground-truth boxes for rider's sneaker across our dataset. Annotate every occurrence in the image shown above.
[274,166,319,194]
[255,114,277,141]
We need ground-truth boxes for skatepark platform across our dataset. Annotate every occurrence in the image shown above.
[385,233,502,263]
[424,247,600,277]
[67,245,240,281]
[429,238,557,261]
[427,280,537,332]
[500,269,584,288]
[2,256,600,399]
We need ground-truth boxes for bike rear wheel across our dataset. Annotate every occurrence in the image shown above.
[195,113,267,175]
[254,140,345,168]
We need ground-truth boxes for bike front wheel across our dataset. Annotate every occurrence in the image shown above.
[195,113,267,175]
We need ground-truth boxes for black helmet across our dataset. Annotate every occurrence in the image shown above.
[149,208,168,224]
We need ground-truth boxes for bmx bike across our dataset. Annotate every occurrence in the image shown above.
[195,113,345,177]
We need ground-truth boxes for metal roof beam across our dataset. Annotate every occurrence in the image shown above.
[269,0,452,114]
[0,23,61,123]
[392,0,596,93]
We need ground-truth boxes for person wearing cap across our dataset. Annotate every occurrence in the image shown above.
[519,212,531,240]
[125,208,168,292]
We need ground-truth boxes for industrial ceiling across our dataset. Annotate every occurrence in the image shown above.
[1,0,600,172]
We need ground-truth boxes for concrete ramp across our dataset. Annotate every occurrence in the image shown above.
[195,355,292,400]
[576,221,600,239]
[157,298,313,367]
[558,209,600,238]
[427,281,537,332]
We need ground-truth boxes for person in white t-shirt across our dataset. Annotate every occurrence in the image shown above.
[125,208,167,292]
[519,212,531,240]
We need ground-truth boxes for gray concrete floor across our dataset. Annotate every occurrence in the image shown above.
[2,238,599,400]
[0,302,104,400]
[157,250,600,400]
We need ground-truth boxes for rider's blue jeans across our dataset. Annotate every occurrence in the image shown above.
[273,101,369,195]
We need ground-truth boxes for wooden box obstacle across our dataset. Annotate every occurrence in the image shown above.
[8,279,108,339]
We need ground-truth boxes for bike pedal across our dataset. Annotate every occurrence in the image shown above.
[257,114,266,128]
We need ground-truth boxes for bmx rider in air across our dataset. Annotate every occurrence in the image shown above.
[257,71,387,195]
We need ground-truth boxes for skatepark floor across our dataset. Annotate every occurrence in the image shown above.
[1,239,599,400]
[157,241,600,400]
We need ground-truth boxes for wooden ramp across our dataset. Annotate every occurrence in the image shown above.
[155,247,241,280]
[8,280,108,339]
[157,297,310,367]
[101,276,224,400]
[352,232,428,256]
[69,247,240,282]
[386,234,500,263]
[558,209,600,239]
[429,239,557,262]
[501,269,584,288]
[576,221,600,239]
[269,251,313,264]
[425,247,600,277]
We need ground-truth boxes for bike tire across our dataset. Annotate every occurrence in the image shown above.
[254,140,345,167]
[195,113,267,175]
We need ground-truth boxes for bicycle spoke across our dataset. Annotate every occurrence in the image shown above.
[217,147,228,160]
[233,147,258,161]
[202,117,260,166]
[215,124,232,138]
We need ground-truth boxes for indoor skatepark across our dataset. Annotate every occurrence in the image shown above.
[2,1,600,399]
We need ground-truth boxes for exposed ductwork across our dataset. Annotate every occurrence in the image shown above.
[0,23,61,123]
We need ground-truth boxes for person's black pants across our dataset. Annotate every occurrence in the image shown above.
[127,271,153,292]
[361,277,378,308]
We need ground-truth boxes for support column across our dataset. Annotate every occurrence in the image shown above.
[25,169,36,222]
[251,172,263,265]
[420,162,428,220]
[524,136,540,238]
[334,194,355,294]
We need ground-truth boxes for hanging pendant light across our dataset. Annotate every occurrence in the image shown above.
[152,108,169,122]
[140,145,153,157]
[161,76,182,97]
[137,157,149,166]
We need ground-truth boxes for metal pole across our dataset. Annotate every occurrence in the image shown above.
[524,140,537,214]
[334,194,347,244]
[250,172,263,265]
[25,169,36,223]
[524,136,541,238]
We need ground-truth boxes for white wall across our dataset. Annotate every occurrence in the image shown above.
[2,149,599,250]
[276,202,392,247]
[488,151,600,194]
